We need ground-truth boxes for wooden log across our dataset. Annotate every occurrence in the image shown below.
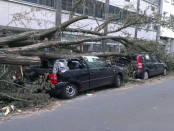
[0,53,40,65]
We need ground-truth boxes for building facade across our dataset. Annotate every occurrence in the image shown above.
[0,0,160,52]
[159,0,174,55]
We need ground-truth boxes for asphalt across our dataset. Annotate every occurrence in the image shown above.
[0,77,174,131]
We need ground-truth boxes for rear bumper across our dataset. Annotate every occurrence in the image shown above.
[134,70,144,79]
[51,82,68,95]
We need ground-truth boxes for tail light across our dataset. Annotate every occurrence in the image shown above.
[15,70,20,80]
[49,73,58,85]
[137,55,143,70]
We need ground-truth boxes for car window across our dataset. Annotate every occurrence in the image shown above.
[67,60,84,70]
[144,54,152,62]
[83,56,107,68]
[151,55,160,63]
[53,59,69,73]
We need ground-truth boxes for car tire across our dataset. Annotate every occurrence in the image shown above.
[143,71,149,80]
[113,75,122,88]
[163,68,167,76]
[61,83,78,99]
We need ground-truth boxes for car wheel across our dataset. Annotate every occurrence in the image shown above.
[113,75,122,88]
[143,71,149,80]
[61,83,78,99]
[163,68,167,76]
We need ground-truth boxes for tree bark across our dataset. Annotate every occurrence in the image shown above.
[0,53,40,65]
[2,36,129,53]
[0,51,127,65]
[23,52,127,59]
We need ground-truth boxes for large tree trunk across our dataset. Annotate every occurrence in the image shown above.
[0,52,127,65]
[2,36,128,53]
[0,53,40,65]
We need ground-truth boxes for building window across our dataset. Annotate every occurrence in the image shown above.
[95,1,104,18]
[170,15,174,25]
[46,0,55,7]
[23,0,55,7]
[142,0,159,5]
[75,0,84,14]
[62,0,73,11]
[122,9,128,19]
[115,7,122,20]
[85,0,94,16]
[109,6,130,22]
[172,0,174,5]
[109,5,115,15]
[153,25,158,31]
[23,0,37,3]
[151,6,155,11]
[39,0,46,5]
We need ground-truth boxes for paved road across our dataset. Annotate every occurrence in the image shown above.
[1,77,174,131]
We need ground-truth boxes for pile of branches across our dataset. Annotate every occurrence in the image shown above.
[0,65,52,109]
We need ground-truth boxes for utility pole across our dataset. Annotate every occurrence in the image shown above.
[134,0,140,38]
[156,0,162,42]
[101,0,109,52]
[55,0,62,42]
[55,0,62,26]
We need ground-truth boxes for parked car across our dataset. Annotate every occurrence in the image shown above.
[116,53,167,80]
[49,56,124,99]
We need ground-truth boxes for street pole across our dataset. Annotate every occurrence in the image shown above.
[101,0,109,52]
[55,0,62,26]
[156,0,162,42]
[134,0,140,39]
[55,0,62,42]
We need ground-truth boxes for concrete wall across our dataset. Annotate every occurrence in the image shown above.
[159,0,174,54]
[160,0,174,38]
[0,0,56,30]
[137,29,157,40]
[62,12,157,40]
[109,0,137,11]
[0,0,157,41]
[62,13,104,31]
[140,0,159,16]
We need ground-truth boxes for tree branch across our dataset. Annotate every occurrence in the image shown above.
[2,36,131,52]
[0,53,40,65]
[0,15,88,46]
[64,28,104,36]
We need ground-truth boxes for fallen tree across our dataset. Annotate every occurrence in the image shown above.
[0,52,128,65]
[0,10,170,64]
[0,4,173,110]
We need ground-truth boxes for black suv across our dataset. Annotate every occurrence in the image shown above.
[49,56,124,99]
[117,53,167,80]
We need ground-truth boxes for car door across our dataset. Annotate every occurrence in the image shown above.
[83,56,113,89]
[151,55,162,75]
[67,59,90,90]
[143,54,156,76]
[158,58,166,74]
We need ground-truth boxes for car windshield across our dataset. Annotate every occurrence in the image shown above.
[83,56,106,68]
